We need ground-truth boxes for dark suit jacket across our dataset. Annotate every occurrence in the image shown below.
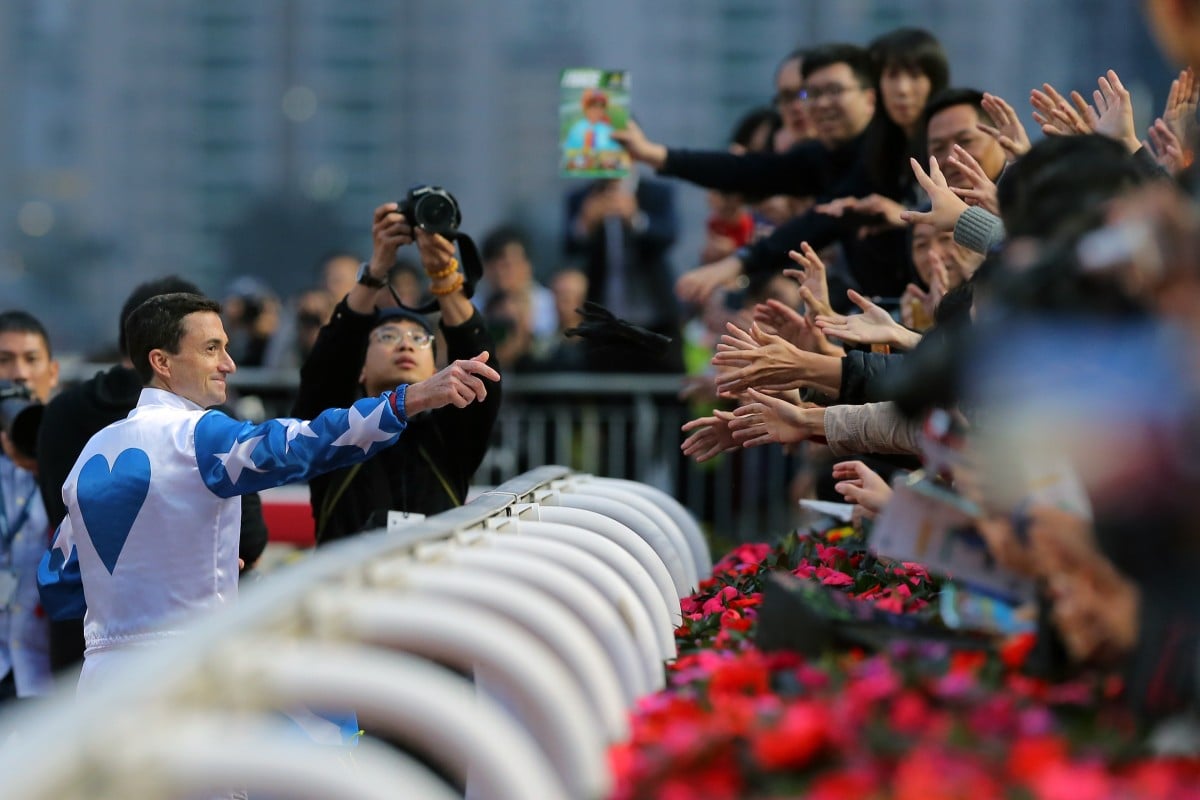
[564,177,683,372]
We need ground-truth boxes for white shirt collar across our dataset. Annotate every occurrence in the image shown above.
[136,387,205,412]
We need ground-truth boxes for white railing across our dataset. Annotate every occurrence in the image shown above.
[0,467,710,800]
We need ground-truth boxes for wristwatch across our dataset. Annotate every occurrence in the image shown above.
[356,261,387,289]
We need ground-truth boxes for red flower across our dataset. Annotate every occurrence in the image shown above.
[888,689,931,735]
[894,748,1004,800]
[805,767,879,800]
[750,700,827,770]
[1000,632,1037,670]
[720,609,753,633]
[709,651,771,697]
[728,593,762,610]
[1006,735,1069,782]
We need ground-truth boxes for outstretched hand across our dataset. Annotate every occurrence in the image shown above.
[676,256,743,305]
[404,351,500,415]
[1032,71,1140,153]
[814,194,908,238]
[680,410,739,463]
[1030,82,1091,137]
[727,388,823,447]
[816,290,922,350]
[781,242,833,319]
[947,144,1000,215]
[831,460,892,517]
[1148,117,1189,175]
[1163,68,1199,159]
[978,92,1031,162]
[710,322,816,396]
[899,157,967,232]
[753,298,843,356]
[610,119,668,170]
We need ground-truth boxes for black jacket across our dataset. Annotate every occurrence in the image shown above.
[660,136,864,199]
[838,350,903,405]
[292,301,500,545]
[660,135,912,300]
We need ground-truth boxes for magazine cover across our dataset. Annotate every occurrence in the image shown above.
[560,68,631,178]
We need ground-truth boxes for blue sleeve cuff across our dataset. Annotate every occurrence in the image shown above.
[391,383,409,424]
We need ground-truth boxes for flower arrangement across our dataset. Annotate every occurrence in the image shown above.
[611,527,1200,799]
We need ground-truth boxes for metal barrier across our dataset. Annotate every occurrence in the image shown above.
[0,467,710,799]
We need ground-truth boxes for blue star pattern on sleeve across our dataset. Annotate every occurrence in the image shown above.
[281,419,319,452]
[195,393,407,498]
[330,402,396,454]
[215,435,267,483]
[38,519,86,621]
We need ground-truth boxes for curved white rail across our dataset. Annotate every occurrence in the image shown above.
[569,478,700,591]
[484,533,667,688]
[218,640,570,800]
[593,476,712,575]
[365,560,629,741]
[535,504,681,622]
[434,541,650,699]
[304,590,611,800]
[513,518,679,653]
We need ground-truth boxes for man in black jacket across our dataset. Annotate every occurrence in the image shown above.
[292,204,501,545]
[614,43,890,302]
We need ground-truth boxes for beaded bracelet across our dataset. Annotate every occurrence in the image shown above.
[430,273,465,296]
[426,258,459,280]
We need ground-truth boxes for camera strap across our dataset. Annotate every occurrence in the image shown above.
[391,232,485,315]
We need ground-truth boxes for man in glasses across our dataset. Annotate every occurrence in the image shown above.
[614,43,877,302]
[292,204,501,545]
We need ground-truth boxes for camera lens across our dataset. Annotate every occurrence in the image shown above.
[418,195,455,230]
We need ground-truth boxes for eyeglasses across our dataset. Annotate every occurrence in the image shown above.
[799,84,863,104]
[371,327,433,348]
[774,88,803,106]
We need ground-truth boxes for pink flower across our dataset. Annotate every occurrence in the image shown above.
[1030,762,1113,800]
[816,566,855,587]
[875,594,905,614]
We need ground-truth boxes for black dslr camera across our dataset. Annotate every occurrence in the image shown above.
[399,185,461,237]
[0,381,43,461]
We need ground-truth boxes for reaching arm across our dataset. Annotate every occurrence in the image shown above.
[37,519,85,621]
[200,355,500,497]
[614,119,832,197]
[822,402,923,457]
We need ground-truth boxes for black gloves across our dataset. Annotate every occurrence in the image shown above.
[564,302,673,358]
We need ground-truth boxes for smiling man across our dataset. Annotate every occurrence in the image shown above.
[38,291,498,692]
[292,203,502,545]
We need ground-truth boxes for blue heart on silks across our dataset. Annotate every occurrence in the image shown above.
[77,449,152,575]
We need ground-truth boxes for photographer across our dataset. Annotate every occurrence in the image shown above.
[0,310,59,701]
[292,201,501,545]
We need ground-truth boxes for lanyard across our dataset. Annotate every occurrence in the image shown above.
[0,477,38,550]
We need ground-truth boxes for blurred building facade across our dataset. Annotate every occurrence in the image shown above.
[0,0,1169,355]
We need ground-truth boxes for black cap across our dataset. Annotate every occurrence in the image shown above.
[372,307,435,337]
